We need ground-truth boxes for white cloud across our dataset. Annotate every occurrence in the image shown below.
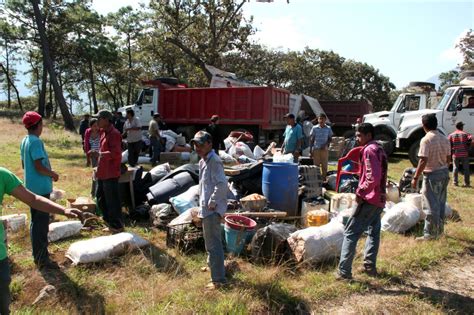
[439,29,469,63]
[250,16,322,51]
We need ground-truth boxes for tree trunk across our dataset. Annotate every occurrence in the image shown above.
[88,59,98,113]
[38,59,47,117]
[126,35,132,105]
[0,63,23,112]
[31,0,76,131]
[5,43,11,108]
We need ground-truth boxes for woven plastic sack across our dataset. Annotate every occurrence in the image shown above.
[381,202,420,233]
[287,219,344,263]
[0,214,27,232]
[65,232,149,264]
[48,221,83,242]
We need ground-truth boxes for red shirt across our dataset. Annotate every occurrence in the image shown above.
[96,124,122,180]
[448,130,472,158]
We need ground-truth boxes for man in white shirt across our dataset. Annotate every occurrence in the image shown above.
[123,109,142,166]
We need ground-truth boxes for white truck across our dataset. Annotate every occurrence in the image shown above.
[362,82,440,155]
[396,80,474,166]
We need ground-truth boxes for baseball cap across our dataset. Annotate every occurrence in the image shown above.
[153,112,161,118]
[190,131,212,146]
[22,111,42,129]
[284,113,295,119]
[211,114,219,122]
[93,109,113,121]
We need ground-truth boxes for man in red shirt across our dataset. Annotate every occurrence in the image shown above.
[95,110,124,232]
[448,121,472,187]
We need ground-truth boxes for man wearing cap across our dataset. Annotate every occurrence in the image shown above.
[123,109,142,167]
[282,113,304,162]
[95,110,124,233]
[148,113,163,166]
[20,111,59,268]
[448,121,472,187]
[205,115,222,153]
[191,131,228,290]
[413,114,450,241]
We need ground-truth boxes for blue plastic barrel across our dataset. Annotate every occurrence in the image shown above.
[262,162,299,216]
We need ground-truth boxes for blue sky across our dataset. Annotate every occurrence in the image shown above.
[2,0,472,102]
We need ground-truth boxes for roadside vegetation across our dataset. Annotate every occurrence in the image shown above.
[0,117,472,314]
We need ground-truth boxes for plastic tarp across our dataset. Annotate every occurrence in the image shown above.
[290,94,330,124]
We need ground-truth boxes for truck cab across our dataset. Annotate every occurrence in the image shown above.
[396,84,474,166]
[363,82,439,155]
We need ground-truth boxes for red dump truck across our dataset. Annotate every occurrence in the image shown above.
[119,79,290,145]
[318,100,373,137]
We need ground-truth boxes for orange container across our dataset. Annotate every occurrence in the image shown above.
[307,210,329,227]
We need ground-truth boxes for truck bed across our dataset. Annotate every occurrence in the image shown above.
[319,100,372,128]
[160,86,289,130]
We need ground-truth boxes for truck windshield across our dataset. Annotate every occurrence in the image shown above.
[390,95,403,111]
[436,88,455,110]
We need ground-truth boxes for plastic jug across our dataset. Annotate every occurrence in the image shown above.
[307,210,329,227]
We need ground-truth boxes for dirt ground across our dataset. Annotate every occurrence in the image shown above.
[320,253,474,314]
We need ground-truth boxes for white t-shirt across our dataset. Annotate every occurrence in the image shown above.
[124,117,142,143]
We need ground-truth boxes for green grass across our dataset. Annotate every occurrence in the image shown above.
[1,116,473,314]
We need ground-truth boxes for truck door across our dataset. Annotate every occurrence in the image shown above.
[395,94,421,127]
[455,88,474,135]
[137,88,154,125]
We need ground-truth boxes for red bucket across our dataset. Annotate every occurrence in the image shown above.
[224,214,257,231]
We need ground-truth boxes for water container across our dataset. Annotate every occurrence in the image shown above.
[307,210,329,227]
[301,198,329,226]
[224,215,257,255]
[262,162,299,216]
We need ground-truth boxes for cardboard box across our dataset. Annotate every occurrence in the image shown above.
[160,152,182,163]
[67,197,96,213]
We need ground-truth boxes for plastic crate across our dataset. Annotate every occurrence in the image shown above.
[166,223,205,253]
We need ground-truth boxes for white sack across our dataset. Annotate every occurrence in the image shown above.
[162,129,179,139]
[381,202,420,233]
[149,163,171,178]
[219,151,237,164]
[121,150,129,163]
[65,232,149,265]
[169,185,200,214]
[273,153,294,163]
[162,134,177,152]
[0,214,27,232]
[405,193,422,210]
[287,220,345,263]
[138,156,151,164]
[48,221,83,242]
[228,142,255,159]
[253,145,265,159]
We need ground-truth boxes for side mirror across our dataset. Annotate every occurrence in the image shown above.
[456,104,463,111]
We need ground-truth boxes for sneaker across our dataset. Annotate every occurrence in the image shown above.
[358,266,378,277]
[205,282,226,290]
[462,184,471,188]
[415,236,434,242]
[334,271,352,282]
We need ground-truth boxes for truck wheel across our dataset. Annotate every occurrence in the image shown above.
[374,133,395,156]
[408,140,421,167]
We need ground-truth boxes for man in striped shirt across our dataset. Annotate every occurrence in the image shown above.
[448,121,472,187]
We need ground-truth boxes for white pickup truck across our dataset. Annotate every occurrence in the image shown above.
[396,81,474,166]
[362,82,439,155]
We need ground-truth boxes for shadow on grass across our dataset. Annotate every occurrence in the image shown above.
[142,244,188,278]
[39,267,106,314]
[416,285,474,314]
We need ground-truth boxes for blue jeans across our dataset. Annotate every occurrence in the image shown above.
[149,136,163,164]
[96,178,124,230]
[202,213,226,283]
[338,202,383,278]
[0,258,11,315]
[30,194,51,264]
[453,157,470,186]
[422,168,449,238]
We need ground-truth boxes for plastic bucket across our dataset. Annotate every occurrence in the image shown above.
[262,162,299,216]
[224,215,257,255]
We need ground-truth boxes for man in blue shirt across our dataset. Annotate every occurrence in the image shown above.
[282,113,304,162]
[20,111,59,268]
[191,131,228,290]
[310,113,333,179]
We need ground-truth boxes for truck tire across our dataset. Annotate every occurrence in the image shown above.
[408,140,421,167]
[374,133,395,156]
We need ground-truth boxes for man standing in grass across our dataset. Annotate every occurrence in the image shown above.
[191,131,227,290]
[310,113,333,180]
[413,114,450,241]
[337,123,387,280]
[0,166,82,315]
[448,121,471,187]
[20,111,59,269]
[123,109,142,167]
[95,110,124,233]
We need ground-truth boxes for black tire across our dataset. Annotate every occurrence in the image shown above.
[374,133,395,156]
[408,140,421,167]
[342,130,355,139]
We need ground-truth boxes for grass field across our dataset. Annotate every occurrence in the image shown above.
[0,116,472,314]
